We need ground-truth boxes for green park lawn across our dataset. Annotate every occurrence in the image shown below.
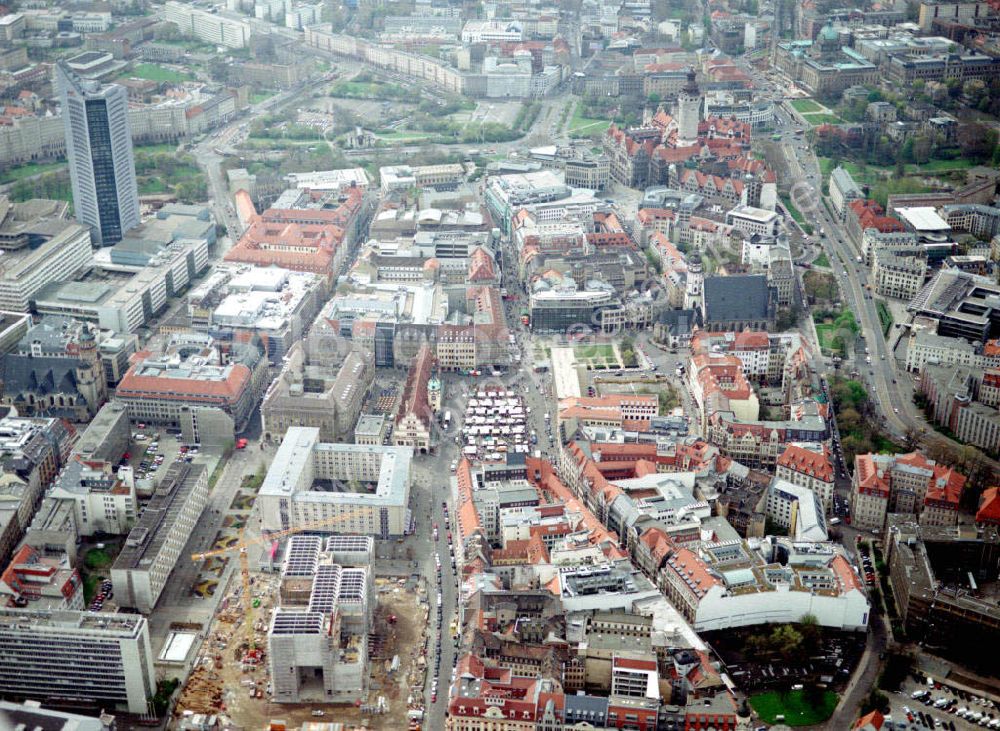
[877,300,894,335]
[0,161,66,185]
[567,102,612,137]
[820,157,974,186]
[250,91,276,104]
[135,143,179,154]
[82,546,116,603]
[813,252,830,268]
[802,113,843,126]
[814,310,858,356]
[373,131,433,142]
[127,63,194,83]
[749,689,838,726]
[574,342,616,363]
[790,98,824,113]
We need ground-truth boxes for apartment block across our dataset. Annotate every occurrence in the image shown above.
[850,451,965,531]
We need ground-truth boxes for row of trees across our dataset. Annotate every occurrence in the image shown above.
[742,615,822,661]
[814,119,999,169]
[828,376,903,462]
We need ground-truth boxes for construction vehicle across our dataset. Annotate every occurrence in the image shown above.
[190,509,371,653]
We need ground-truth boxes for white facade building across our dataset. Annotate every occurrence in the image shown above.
[461,20,523,43]
[904,330,1000,373]
[0,609,156,714]
[660,539,869,632]
[725,206,781,237]
[765,477,829,541]
[0,223,92,312]
[258,428,412,538]
[163,1,253,48]
[49,460,137,537]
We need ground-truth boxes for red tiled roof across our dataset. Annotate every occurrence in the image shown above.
[396,343,433,428]
[637,207,676,225]
[977,487,1000,525]
[831,554,863,594]
[778,444,835,483]
[855,710,886,730]
[224,188,362,275]
[925,464,965,508]
[854,454,890,497]
[467,246,496,282]
[614,656,657,671]
[664,548,720,599]
[732,330,770,349]
[849,199,904,234]
[117,363,251,405]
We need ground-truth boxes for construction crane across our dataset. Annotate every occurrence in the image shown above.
[191,510,371,652]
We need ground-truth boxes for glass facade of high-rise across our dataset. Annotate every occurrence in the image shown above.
[58,63,139,246]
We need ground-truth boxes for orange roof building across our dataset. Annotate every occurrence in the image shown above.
[0,545,82,611]
[557,394,658,432]
[977,487,1000,525]
[116,339,265,434]
[225,187,364,278]
[851,451,967,531]
[776,444,836,513]
[393,343,433,453]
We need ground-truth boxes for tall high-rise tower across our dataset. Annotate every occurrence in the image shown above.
[57,61,139,246]
[676,69,702,147]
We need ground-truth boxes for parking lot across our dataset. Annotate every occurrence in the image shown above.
[124,427,198,495]
[704,627,866,696]
[892,677,1000,730]
[857,540,878,591]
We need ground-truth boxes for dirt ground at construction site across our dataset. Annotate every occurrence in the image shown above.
[173,572,429,731]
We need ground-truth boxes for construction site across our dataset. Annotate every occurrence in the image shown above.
[173,535,431,731]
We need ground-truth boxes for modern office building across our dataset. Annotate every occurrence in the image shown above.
[885,518,1000,669]
[163,1,253,49]
[0,196,92,313]
[0,609,155,714]
[56,62,139,246]
[267,534,373,703]
[111,462,208,613]
[258,428,412,538]
[0,700,112,731]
